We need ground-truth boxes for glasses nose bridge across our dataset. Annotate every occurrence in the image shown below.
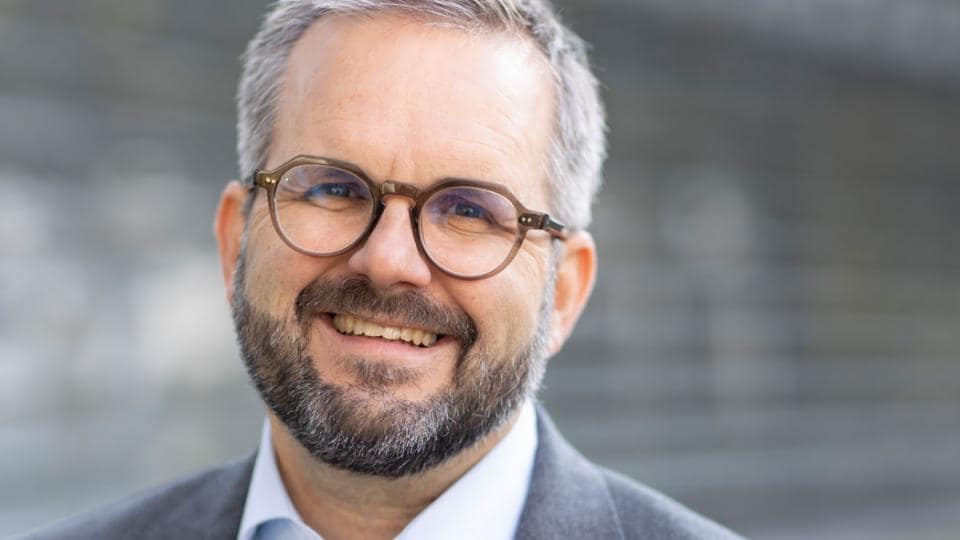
[369,180,423,241]
[376,180,423,231]
[380,180,421,205]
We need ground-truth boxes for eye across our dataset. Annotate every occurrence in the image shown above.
[434,195,495,224]
[425,190,512,237]
[451,201,488,220]
[305,182,360,200]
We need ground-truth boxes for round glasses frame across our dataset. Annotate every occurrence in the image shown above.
[249,155,568,280]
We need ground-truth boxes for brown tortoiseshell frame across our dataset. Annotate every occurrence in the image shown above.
[249,154,567,280]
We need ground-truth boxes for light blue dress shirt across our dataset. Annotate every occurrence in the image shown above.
[237,400,538,540]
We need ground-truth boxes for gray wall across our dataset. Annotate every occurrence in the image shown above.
[2,1,959,538]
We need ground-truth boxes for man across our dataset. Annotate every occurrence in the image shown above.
[24,1,740,539]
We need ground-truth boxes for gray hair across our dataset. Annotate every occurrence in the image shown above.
[237,0,606,230]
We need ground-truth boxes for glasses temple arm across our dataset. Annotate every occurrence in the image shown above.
[545,216,568,240]
[246,171,260,191]
[521,212,568,240]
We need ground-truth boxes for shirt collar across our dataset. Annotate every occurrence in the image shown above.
[237,400,538,540]
[237,419,312,540]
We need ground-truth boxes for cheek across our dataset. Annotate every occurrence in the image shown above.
[468,270,544,352]
[243,226,324,315]
[498,289,541,349]
[503,256,551,343]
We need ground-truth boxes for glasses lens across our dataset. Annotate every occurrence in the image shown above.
[421,186,519,277]
[273,164,374,254]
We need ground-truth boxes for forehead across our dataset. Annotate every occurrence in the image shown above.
[270,12,556,206]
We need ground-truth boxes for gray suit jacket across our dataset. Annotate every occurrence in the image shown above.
[19,409,742,539]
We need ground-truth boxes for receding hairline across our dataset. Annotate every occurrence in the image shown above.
[280,8,558,106]
[283,9,555,81]
[309,1,535,34]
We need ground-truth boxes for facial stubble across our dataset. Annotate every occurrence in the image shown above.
[231,250,555,477]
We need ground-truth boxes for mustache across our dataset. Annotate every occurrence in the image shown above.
[294,275,477,347]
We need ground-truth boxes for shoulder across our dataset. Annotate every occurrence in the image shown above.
[519,406,742,540]
[16,454,255,540]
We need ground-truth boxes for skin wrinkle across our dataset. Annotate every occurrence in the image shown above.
[293,275,476,342]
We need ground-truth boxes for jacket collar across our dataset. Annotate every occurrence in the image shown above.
[515,405,624,539]
[170,454,254,540]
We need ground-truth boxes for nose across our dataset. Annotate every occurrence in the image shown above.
[346,196,433,289]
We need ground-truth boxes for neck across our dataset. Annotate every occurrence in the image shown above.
[268,409,523,540]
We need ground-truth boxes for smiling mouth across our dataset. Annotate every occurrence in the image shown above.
[330,313,440,347]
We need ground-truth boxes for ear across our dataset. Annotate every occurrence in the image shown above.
[546,230,597,356]
[213,181,249,305]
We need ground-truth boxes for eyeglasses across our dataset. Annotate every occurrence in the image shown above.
[250,155,567,280]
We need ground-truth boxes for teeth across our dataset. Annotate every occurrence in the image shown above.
[359,320,382,337]
[332,314,439,347]
[383,327,400,340]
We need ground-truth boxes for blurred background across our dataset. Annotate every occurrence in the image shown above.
[2,0,959,538]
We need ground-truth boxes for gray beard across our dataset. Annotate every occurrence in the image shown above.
[230,253,554,477]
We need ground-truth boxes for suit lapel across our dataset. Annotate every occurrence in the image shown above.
[515,406,624,540]
[200,454,256,540]
[154,453,255,540]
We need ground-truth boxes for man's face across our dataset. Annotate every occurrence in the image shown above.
[230,14,559,476]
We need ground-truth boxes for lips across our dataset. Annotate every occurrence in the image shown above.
[330,313,439,347]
